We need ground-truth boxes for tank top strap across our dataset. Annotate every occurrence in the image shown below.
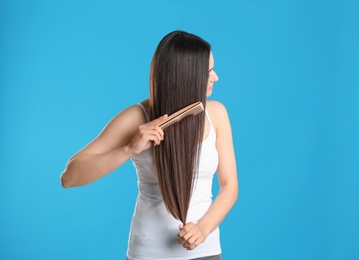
[205,109,214,129]
[137,103,150,122]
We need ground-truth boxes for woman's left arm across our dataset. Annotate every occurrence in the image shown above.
[178,101,238,250]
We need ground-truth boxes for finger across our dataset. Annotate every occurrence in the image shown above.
[185,234,204,250]
[154,127,165,141]
[178,222,195,237]
[181,229,197,245]
[177,223,184,238]
[147,133,162,146]
[150,114,168,125]
[185,235,198,247]
[153,114,169,129]
[139,129,163,145]
[178,229,196,245]
[154,126,164,141]
[187,240,199,250]
[141,125,164,142]
[180,222,194,232]
[177,227,189,239]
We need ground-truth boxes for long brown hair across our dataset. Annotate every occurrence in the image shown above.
[149,31,210,224]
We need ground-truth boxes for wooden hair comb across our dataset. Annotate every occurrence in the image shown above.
[159,101,204,130]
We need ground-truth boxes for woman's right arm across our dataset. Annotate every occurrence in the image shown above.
[60,104,167,188]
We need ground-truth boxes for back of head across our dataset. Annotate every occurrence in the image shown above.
[150,31,211,224]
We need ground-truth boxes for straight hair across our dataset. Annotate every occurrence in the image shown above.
[149,31,211,224]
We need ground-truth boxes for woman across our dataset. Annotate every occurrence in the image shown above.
[61,30,238,260]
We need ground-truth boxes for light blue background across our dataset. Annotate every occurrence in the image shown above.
[1,0,358,259]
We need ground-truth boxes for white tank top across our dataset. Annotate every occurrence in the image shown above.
[126,104,221,260]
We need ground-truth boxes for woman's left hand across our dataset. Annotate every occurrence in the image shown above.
[177,222,207,250]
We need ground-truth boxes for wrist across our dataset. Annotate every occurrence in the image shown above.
[197,221,212,238]
[122,144,135,158]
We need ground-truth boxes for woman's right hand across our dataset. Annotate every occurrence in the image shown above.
[127,114,168,156]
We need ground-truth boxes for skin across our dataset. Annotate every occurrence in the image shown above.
[60,51,238,251]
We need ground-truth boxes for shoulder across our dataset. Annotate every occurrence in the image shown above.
[206,100,231,135]
[206,100,228,115]
[206,100,229,123]
[98,100,149,142]
[111,99,149,126]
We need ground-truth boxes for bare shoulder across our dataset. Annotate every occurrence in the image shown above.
[206,100,230,134]
[108,100,148,129]
[98,99,150,141]
[206,100,228,117]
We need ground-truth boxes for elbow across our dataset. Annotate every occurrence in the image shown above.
[229,182,239,204]
[234,182,239,201]
[61,180,71,189]
[232,185,239,204]
[60,158,78,188]
[60,171,73,188]
[220,181,238,204]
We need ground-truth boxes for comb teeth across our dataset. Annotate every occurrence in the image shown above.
[160,101,204,130]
